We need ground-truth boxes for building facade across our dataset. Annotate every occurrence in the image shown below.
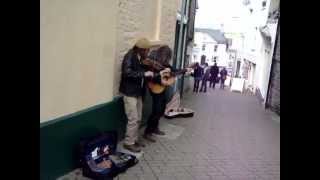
[254,0,279,104]
[192,28,230,68]
[266,15,280,115]
[227,0,279,102]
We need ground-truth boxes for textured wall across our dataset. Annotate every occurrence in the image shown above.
[40,0,117,122]
[40,0,181,122]
[113,0,180,95]
[159,0,179,48]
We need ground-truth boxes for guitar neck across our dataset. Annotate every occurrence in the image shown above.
[172,70,186,76]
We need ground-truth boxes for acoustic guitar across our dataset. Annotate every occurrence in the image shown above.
[142,58,196,94]
[147,69,189,94]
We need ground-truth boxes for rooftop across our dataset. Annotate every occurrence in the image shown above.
[195,28,228,44]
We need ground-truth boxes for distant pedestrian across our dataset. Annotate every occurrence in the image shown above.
[200,63,210,93]
[220,67,228,89]
[192,62,204,93]
[209,63,219,89]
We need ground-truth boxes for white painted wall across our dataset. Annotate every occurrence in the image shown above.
[235,0,280,102]
[255,21,278,101]
[242,0,271,63]
[40,0,118,122]
[225,34,244,52]
[216,44,228,67]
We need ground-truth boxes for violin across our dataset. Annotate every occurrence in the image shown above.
[141,58,166,71]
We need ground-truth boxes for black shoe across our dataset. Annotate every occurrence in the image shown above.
[153,129,165,136]
[123,144,141,153]
[135,141,146,148]
[143,134,156,143]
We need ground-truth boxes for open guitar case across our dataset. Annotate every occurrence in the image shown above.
[78,131,138,180]
[164,92,194,119]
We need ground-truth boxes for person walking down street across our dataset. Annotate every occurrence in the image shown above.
[192,62,204,93]
[209,63,219,89]
[119,38,154,153]
[220,67,228,89]
[200,63,210,93]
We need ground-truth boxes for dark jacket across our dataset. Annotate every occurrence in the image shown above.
[210,65,219,77]
[119,49,146,97]
[192,66,204,79]
[203,67,211,80]
[220,69,228,80]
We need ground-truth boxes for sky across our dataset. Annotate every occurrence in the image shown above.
[195,0,249,33]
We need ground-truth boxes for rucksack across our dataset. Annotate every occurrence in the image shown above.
[78,131,138,180]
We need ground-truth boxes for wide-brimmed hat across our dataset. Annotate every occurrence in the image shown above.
[135,38,152,49]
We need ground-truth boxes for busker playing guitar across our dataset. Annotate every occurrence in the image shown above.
[143,45,192,143]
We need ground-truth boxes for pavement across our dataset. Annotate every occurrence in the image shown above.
[117,87,280,180]
[60,86,280,180]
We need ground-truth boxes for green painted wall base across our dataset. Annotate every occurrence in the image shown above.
[40,90,176,180]
[40,97,127,180]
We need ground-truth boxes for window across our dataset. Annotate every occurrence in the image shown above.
[262,1,266,10]
[243,0,250,6]
[202,44,206,51]
[214,45,218,52]
[262,1,266,8]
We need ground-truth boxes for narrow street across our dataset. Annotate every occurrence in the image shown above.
[118,87,280,180]
[41,1,280,179]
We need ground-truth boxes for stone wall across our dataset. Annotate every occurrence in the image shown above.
[113,0,180,95]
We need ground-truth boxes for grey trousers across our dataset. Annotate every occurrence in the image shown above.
[123,95,143,145]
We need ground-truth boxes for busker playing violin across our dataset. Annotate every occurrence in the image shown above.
[119,38,155,153]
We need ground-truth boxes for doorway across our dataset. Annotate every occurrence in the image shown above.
[235,61,241,77]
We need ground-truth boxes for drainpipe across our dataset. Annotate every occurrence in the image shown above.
[174,0,187,92]
[179,0,190,98]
